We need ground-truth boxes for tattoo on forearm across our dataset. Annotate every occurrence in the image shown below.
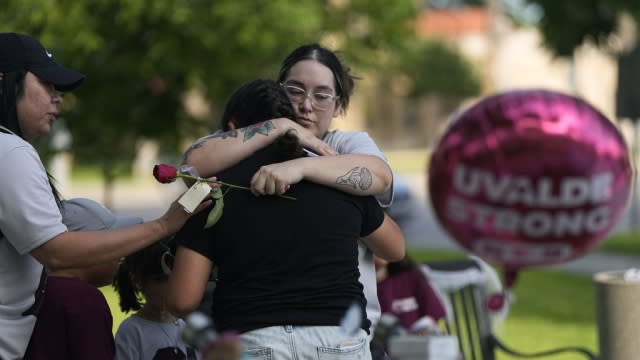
[182,130,239,162]
[242,120,275,142]
[336,167,373,191]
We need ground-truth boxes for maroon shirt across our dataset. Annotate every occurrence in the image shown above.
[377,268,446,330]
[23,276,115,360]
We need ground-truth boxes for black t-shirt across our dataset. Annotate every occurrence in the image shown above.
[175,144,384,334]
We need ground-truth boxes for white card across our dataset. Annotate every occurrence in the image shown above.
[178,181,211,213]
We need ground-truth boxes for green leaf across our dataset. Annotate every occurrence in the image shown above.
[204,197,224,229]
[211,187,224,200]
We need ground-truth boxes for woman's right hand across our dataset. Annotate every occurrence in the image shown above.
[276,118,337,156]
[159,186,213,235]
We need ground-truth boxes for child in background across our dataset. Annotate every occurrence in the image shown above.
[24,198,143,359]
[113,239,199,360]
[375,254,446,335]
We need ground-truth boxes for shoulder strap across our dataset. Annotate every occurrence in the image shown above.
[0,125,15,135]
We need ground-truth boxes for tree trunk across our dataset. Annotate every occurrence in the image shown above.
[101,165,117,210]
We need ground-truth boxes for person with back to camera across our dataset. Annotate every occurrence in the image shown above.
[23,198,144,359]
[375,254,446,335]
[113,239,200,359]
[182,43,401,339]
[0,32,210,359]
[167,78,405,359]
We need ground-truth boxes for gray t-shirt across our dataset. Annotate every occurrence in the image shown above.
[0,132,67,359]
[115,316,200,359]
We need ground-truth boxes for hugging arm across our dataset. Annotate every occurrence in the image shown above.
[361,213,405,262]
[166,246,214,318]
[182,118,335,180]
[183,118,392,197]
[250,154,393,196]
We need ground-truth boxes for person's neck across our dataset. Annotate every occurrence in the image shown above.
[376,267,389,282]
[48,270,84,280]
[136,303,177,323]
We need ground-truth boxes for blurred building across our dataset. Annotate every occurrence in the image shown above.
[349,5,620,150]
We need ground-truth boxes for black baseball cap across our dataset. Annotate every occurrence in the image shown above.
[0,32,84,91]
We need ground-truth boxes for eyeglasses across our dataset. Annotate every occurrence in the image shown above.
[280,83,338,111]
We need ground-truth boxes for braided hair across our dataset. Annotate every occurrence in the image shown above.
[113,238,174,313]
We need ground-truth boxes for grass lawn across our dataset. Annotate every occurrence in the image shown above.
[102,248,600,359]
[500,270,597,360]
[598,230,640,256]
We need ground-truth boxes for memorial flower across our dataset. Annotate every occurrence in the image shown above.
[153,164,294,229]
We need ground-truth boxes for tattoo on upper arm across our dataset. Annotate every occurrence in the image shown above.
[242,120,275,142]
[336,167,373,191]
[182,130,239,162]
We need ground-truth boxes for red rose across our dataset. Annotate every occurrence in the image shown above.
[153,164,178,183]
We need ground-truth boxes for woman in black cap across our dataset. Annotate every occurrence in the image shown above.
[0,32,209,359]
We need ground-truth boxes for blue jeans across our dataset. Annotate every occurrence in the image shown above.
[241,325,371,360]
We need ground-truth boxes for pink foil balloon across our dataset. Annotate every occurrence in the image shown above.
[429,89,632,271]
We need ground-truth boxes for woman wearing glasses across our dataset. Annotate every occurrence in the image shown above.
[183,43,393,203]
[182,43,402,340]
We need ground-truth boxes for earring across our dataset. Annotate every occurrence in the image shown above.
[161,251,174,276]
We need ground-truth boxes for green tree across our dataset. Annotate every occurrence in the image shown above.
[529,0,640,57]
[369,38,481,147]
[1,0,419,206]
[430,0,640,57]
[397,39,481,98]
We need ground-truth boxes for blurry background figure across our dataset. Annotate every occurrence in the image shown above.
[375,254,446,335]
[182,312,243,360]
[113,239,199,360]
[382,178,415,231]
[24,198,143,360]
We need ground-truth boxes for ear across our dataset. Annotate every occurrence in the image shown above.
[227,121,237,130]
[332,101,343,118]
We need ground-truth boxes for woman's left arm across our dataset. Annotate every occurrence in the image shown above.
[250,154,392,196]
[167,246,214,318]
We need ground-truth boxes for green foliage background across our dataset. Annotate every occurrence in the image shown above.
[1,1,483,205]
[531,0,640,57]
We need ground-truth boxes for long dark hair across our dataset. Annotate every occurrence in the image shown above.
[386,254,417,277]
[0,70,25,137]
[0,69,62,207]
[277,43,358,113]
[113,239,174,313]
